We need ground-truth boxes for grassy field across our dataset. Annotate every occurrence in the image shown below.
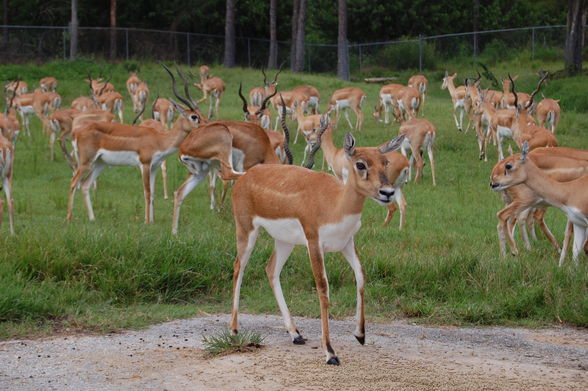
[0,58,587,339]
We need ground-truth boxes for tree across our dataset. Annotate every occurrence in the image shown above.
[70,0,78,60]
[564,0,587,75]
[293,0,306,72]
[337,0,349,80]
[267,0,278,69]
[290,0,299,71]
[223,0,236,68]
[110,0,117,61]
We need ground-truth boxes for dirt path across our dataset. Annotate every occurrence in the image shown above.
[0,314,587,390]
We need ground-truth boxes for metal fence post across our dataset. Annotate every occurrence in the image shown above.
[418,35,423,72]
[531,27,535,60]
[125,28,129,60]
[186,33,191,66]
[358,45,362,73]
[63,28,67,60]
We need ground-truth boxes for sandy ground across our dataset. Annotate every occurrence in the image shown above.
[0,314,587,390]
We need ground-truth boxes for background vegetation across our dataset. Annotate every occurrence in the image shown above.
[0,53,587,339]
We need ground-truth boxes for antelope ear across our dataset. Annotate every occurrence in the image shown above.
[169,98,187,117]
[344,133,356,157]
[379,134,405,153]
[521,141,529,162]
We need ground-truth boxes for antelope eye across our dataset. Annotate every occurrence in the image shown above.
[356,161,366,170]
[189,114,199,122]
[505,163,513,170]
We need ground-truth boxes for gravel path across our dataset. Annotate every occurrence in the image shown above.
[0,314,587,390]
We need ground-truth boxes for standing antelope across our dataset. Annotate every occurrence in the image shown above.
[329,87,366,130]
[0,133,14,234]
[131,82,150,122]
[249,67,281,107]
[441,71,466,131]
[194,70,225,119]
[238,83,274,130]
[293,84,320,114]
[71,96,95,112]
[126,72,141,96]
[152,97,175,129]
[536,97,560,133]
[393,86,421,122]
[4,80,28,100]
[373,83,404,124]
[230,125,405,365]
[39,77,58,92]
[501,75,532,109]
[407,74,428,116]
[398,118,437,186]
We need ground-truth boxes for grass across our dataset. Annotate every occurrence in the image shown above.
[202,329,265,357]
[0,56,587,339]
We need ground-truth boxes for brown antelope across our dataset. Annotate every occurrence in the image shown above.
[491,142,588,264]
[329,87,366,130]
[88,74,116,97]
[393,86,421,122]
[373,83,404,124]
[398,118,437,186]
[249,67,281,107]
[48,108,80,163]
[64,110,115,170]
[238,83,274,130]
[501,75,532,109]
[4,80,28,100]
[94,92,124,123]
[67,66,201,224]
[494,147,588,258]
[407,74,428,116]
[151,97,175,129]
[475,90,517,161]
[199,65,210,82]
[230,128,405,365]
[441,71,466,131]
[536,97,560,133]
[39,77,58,92]
[269,90,303,131]
[126,72,141,96]
[194,70,225,119]
[71,96,95,112]
[13,90,55,136]
[0,89,20,145]
[0,133,14,234]
[299,113,324,166]
[131,82,149,121]
[292,84,320,114]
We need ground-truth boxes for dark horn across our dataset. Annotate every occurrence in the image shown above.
[151,94,159,119]
[272,63,284,84]
[238,83,249,114]
[261,67,267,85]
[280,94,293,165]
[132,100,146,125]
[175,65,199,109]
[257,88,277,115]
[304,114,329,169]
[527,72,549,109]
[161,63,194,110]
[508,73,518,110]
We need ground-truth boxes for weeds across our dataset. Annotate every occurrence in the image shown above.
[202,329,264,357]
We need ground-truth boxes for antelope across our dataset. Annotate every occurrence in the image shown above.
[152,97,175,129]
[67,66,201,224]
[94,91,124,123]
[393,86,421,122]
[230,126,405,365]
[398,118,437,186]
[299,113,323,166]
[490,142,588,264]
[292,84,320,114]
[249,67,281,107]
[407,74,428,116]
[194,70,225,119]
[48,108,80,163]
[4,80,28,100]
[238,83,274,130]
[131,82,150,122]
[13,90,55,136]
[126,72,141,96]
[329,87,366,130]
[0,133,14,234]
[501,75,532,109]
[536,97,560,133]
[269,90,300,131]
[441,71,466,131]
[0,88,20,145]
[39,77,58,92]
[199,65,210,82]
[71,96,95,112]
[88,74,116,97]
[373,83,404,124]
[475,90,517,161]
[64,110,115,170]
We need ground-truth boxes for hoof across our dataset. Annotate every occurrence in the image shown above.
[293,336,306,345]
[326,356,340,366]
[355,335,365,345]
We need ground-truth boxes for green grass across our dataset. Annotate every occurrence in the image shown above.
[0,58,587,339]
[202,329,265,357]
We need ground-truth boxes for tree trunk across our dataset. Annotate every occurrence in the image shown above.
[337,0,349,80]
[70,0,78,60]
[293,0,306,72]
[565,0,587,75]
[223,0,236,68]
[267,0,278,69]
[290,0,299,71]
[109,0,116,61]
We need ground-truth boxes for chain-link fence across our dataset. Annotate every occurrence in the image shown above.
[0,25,569,72]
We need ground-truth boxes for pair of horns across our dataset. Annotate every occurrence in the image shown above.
[238,83,275,116]
[161,63,200,112]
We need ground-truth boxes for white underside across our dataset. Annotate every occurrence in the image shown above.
[95,150,141,166]
[561,206,588,226]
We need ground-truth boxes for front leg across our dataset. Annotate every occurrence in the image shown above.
[307,238,339,365]
[341,240,365,345]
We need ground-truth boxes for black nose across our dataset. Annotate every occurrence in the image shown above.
[379,188,395,198]
[490,182,499,189]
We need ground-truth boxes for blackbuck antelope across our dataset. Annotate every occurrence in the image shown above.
[501,75,532,109]
[230,124,405,365]
[0,88,20,145]
[293,84,320,114]
[407,74,428,116]
[393,86,421,122]
[238,83,274,130]
[71,96,95,112]
[329,87,366,130]
[39,77,58,92]
[373,83,404,124]
[13,90,58,136]
[151,97,175,129]
[4,80,28,102]
[0,133,14,234]
[398,118,437,186]
[491,142,588,265]
[126,72,141,96]
[67,65,202,224]
[536,97,560,133]
[194,69,225,119]
[475,90,516,161]
[441,71,466,131]
[249,67,281,107]
[131,82,150,122]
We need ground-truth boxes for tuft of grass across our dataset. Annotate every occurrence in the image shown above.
[202,329,265,357]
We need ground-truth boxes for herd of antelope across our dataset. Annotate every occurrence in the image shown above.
[0,62,584,365]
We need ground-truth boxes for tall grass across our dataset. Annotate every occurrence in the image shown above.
[0,59,587,338]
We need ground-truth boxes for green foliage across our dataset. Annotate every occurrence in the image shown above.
[202,329,264,356]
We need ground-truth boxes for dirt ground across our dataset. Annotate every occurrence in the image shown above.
[0,314,587,390]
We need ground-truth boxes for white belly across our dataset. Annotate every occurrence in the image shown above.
[96,150,141,166]
[336,99,351,109]
[253,217,307,245]
[561,206,588,226]
[497,126,512,139]
[380,94,393,105]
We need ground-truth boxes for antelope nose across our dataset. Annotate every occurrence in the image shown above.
[379,188,395,198]
[490,182,499,189]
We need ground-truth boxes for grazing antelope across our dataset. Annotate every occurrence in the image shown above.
[126,72,141,96]
[393,86,421,122]
[152,97,175,129]
[4,80,28,100]
[238,83,274,130]
[398,118,437,186]
[88,74,116,97]
[0,133,14,234]
[13,90,55,136]
[94,92,124,123]
[230,127,405,365]
[501,75,532,109]
[71,96,95,112]
[441,71,466,132]
[249,67,281,107]
[407,74,428,116]
[292,84,320,114]
[536,97,560,133]
[131,82,150,122]
[491,142,588,264]
[194,70,225,119]
[39,77,58,92]
[329,87,366,130]
[373,83,404,124]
